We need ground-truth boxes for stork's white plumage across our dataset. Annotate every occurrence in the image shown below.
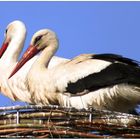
[9,29,140,113]
[0,21,69,103]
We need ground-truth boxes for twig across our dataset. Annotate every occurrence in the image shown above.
[33,129,114,138]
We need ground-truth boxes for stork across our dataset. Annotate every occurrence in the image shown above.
[0,21,69,103]
[9,29,140,113]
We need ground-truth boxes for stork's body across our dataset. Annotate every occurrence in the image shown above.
[0,21,69,103]
[10,29,140,113]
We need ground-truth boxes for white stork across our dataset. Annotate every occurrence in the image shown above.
[9,29,140,113]
[0,21,69,103]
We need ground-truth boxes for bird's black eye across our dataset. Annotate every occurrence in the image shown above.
[5,29,8,34]
[34,35,42,45]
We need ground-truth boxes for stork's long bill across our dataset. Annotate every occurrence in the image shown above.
[9,45,39,79]
[0,40,10,58]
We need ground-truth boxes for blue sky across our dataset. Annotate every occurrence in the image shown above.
[0,2,140,107]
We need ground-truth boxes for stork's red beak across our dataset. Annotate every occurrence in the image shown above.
[0,39,10,58]
[8,45,39,79]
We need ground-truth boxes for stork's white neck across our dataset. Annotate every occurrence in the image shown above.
[31,44,58,72]
[1,34,26,65]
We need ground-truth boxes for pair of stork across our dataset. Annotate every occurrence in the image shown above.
[0,20,140,114]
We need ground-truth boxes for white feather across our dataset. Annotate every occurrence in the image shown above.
[58,83,140,113]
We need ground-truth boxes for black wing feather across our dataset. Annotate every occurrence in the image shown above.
[66,54,140,95]
[93,53,140,66]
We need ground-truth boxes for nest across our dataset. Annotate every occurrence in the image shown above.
[0,105,140,138]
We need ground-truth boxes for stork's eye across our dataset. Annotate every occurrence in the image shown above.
[34,35,42,45]
[5,29,8,34]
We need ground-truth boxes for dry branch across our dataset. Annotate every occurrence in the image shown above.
[0,105,140,138]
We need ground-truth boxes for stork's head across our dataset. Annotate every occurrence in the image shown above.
[30,29,58,50]
[9,29,58,79]
[0,20,26,58]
